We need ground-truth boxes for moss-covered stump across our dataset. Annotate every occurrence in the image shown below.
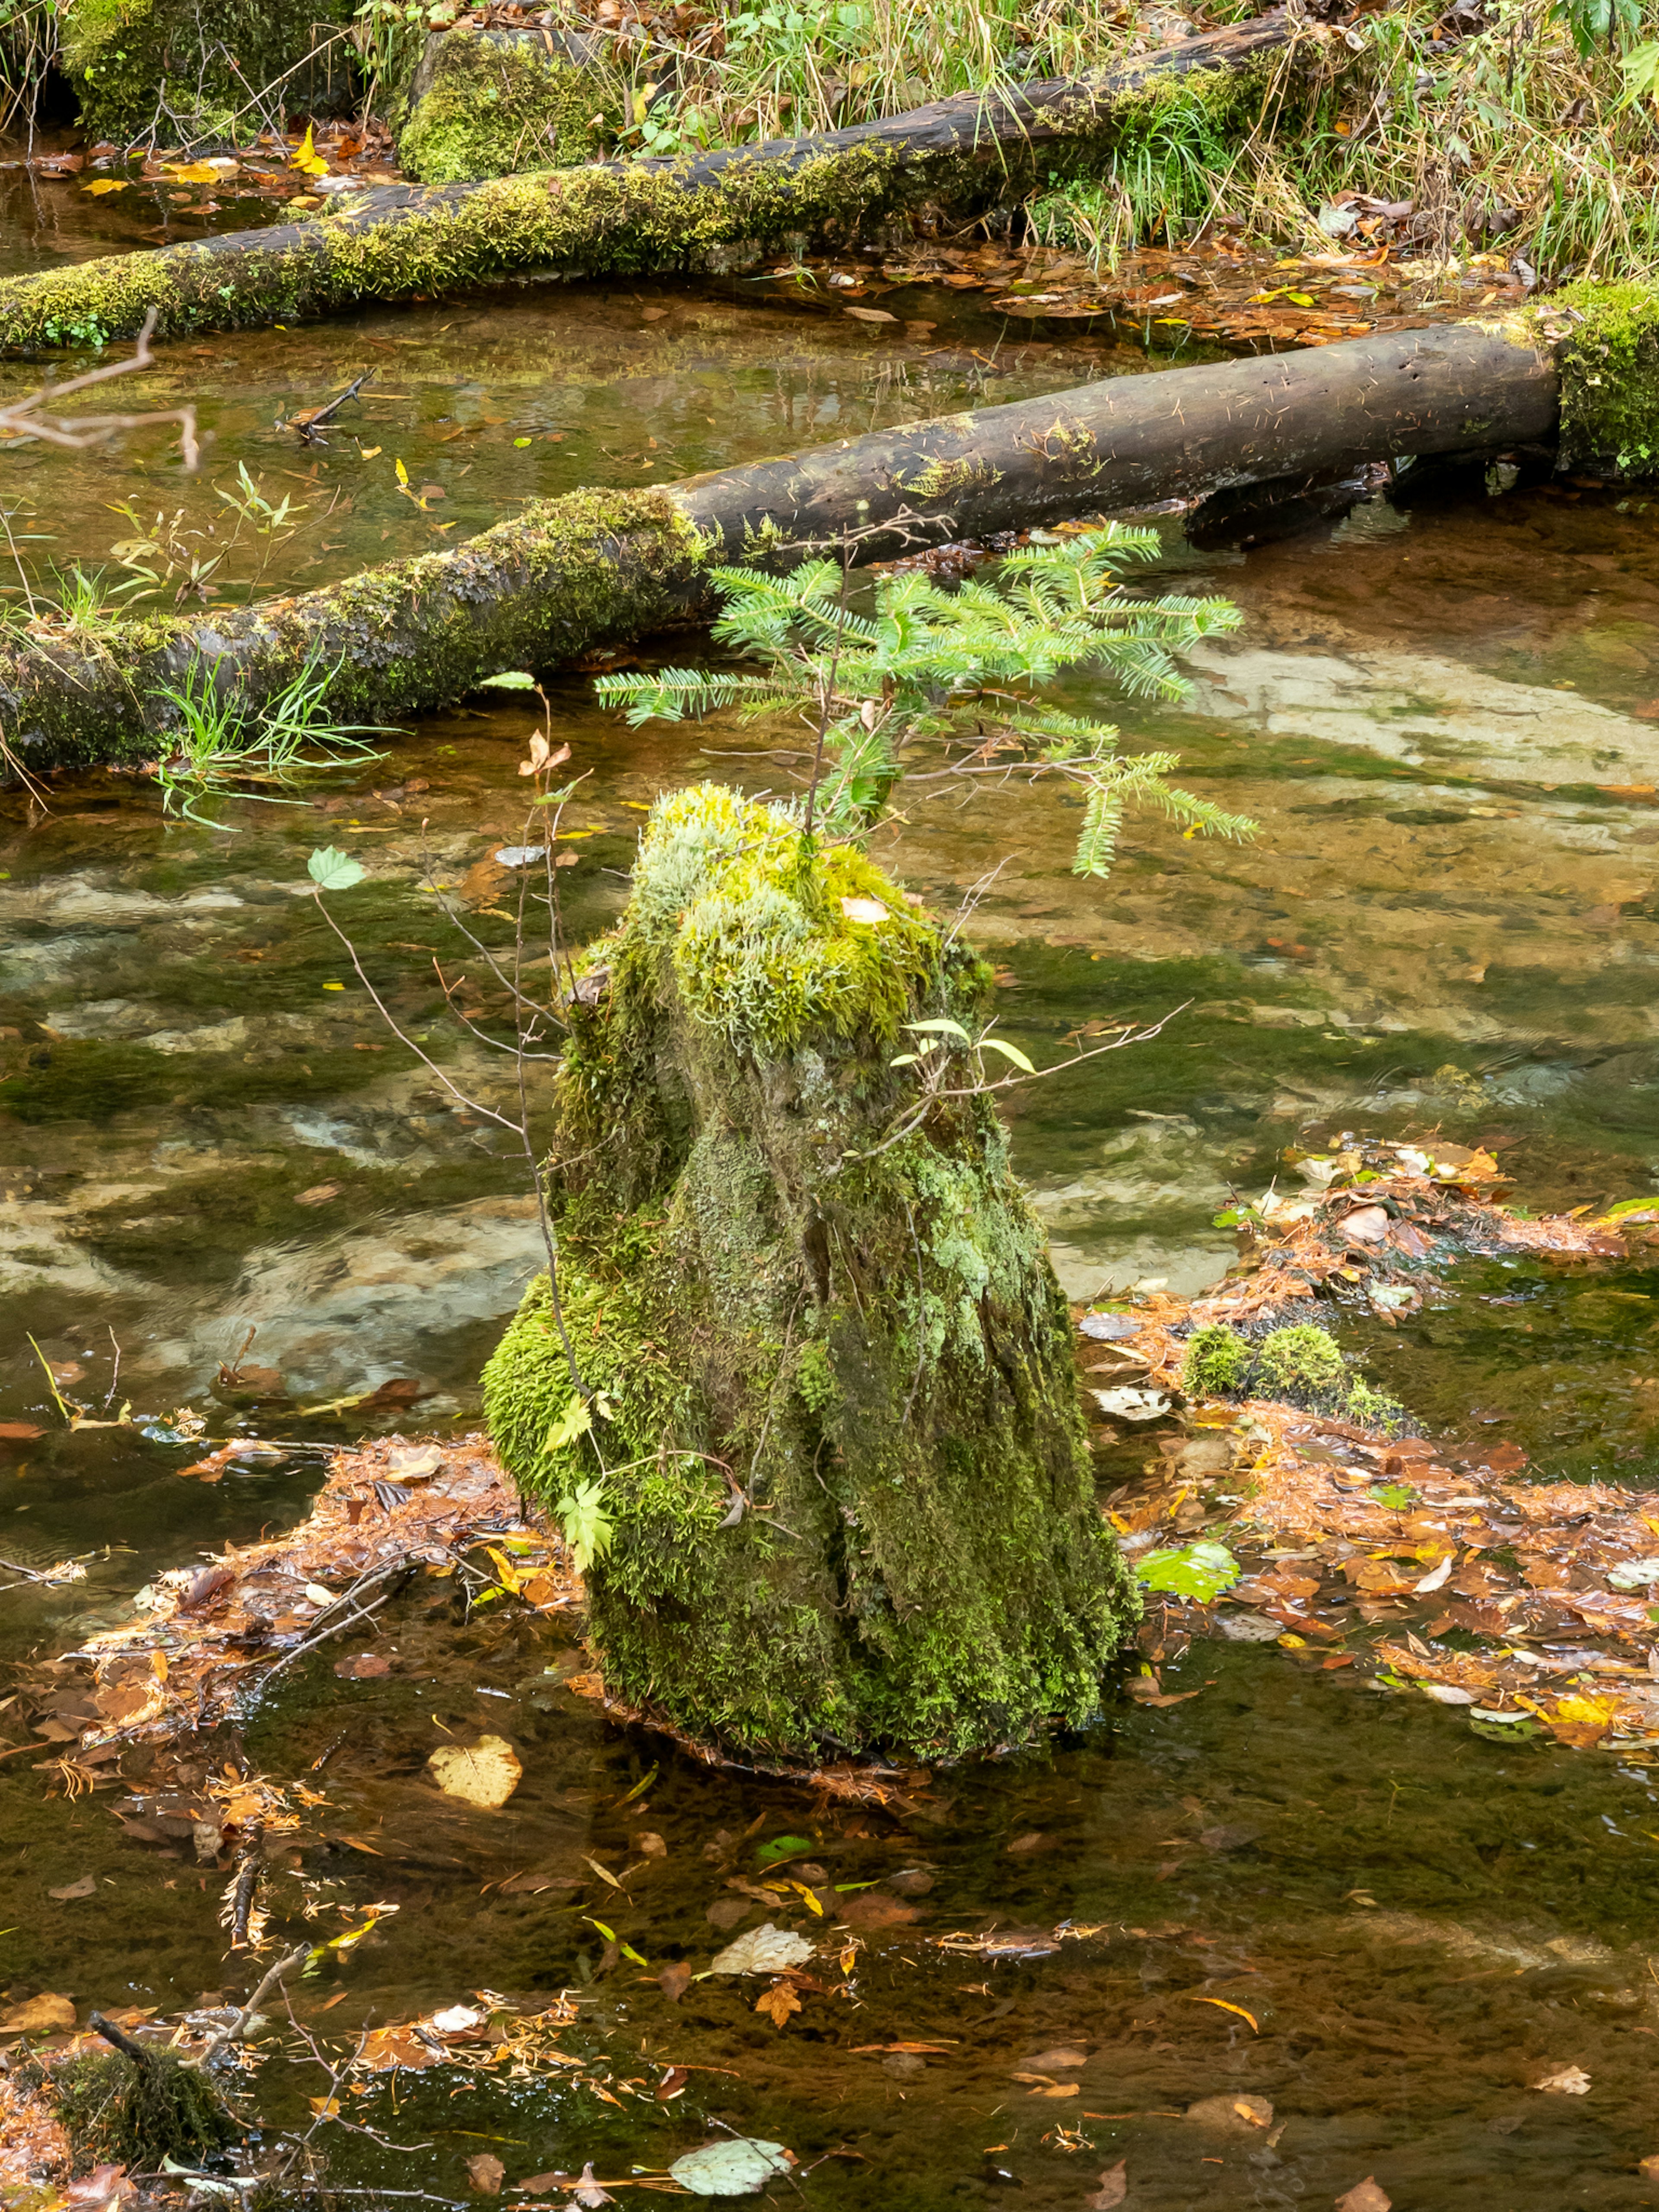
[399,23,610,182]
[60,0,355,148]
[1550,280,1659,477]
[482,787,1137,1761]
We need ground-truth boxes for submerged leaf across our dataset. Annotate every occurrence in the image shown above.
[427,1734,522,1808]
[308,846,366,892]
[668,2140,795,2196]
[709,1921,814,1975]
[1135,1540,1240,1602]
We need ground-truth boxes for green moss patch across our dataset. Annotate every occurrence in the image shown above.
[1180,1320,1405,1432]
[399,24,610,182]
[1552,280,1659,478]
[483,785,1138,1761]
[60,0,354,148]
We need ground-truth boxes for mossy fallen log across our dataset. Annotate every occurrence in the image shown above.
[0,16,1292,353]
[1,317,1563,774]
[481,785,1138,1760]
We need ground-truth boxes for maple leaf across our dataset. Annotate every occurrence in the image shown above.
[755,1978,803,2029]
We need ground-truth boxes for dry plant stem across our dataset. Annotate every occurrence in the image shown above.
[193,1945,310,2069]
[90,2012,153,2068]
[0,307,199,468]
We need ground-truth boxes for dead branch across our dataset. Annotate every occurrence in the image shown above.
[0,306,199,468]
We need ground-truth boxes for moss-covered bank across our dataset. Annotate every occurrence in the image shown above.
[60,0,354,148]
[482,787,1137,1760]
[1551,280,1659,477]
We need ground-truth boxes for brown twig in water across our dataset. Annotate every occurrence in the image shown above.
[0,307,200,468]
[194,1944,309,2069]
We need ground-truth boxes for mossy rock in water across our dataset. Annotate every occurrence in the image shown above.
[60,0,355,147]
[1179,1321,1405,1433]
[483,784,1138,1761]
[37,2047,239,2170]
[398,23,610,182]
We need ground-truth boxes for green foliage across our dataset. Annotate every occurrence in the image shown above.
[1555,0,1640,60]
[150,652,389,830]
[1180,1322,1253,1397]
[1135,1538,1240,1602]
[308,845,367,891]
[1027,76,1258,267]
[555,1474,615,1576]
[594,528,1249,881]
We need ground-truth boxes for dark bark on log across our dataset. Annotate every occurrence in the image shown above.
[3,320,1558,773]
[0,16,1293,353]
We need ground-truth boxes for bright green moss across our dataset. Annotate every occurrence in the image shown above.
[60,0,353,147]
[1255,1323,1348,1399]
[399,25,609,183]
[34,2048,238,2171]
[483,785,1138,1761]
[1551,280,1659,477]
[1181,1322,1252,1397]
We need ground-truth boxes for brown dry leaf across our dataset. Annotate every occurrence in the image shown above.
[1005,1831,1046,1855]
[385,1443,444,1480]
[334,1653,392,1679]
[1087,2161,1128,2209]
[466,2153,505,2194]
[837,1891,918,1931]
[513,2178,565,2197]
[843,305,898,323]
[427,1735,522,1809]
[756,1979,803,2029]
[636,1831,667,1858]
[295,1182,343,1205]
[0,1421,44,1441]
[0,1993,75,2032]
[1335,2182,1391,2212]
[658,1961,692,2002]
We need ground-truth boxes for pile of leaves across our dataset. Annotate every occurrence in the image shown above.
[1088,1144,1659,1754]
[49,121,402,237]
[754,236,1527,351]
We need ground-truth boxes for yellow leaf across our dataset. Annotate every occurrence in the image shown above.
[1190,1996,1259,2031]
[359,445,382,459]
[150,1650,168,1681]
[427,1735,522,1808]
[395,458,409,486]
[791,1880,823,1916]
[82,178,130,195]
[484,1545,524,1595]
[585,1855,623,1889]
[291,124,329,177]
[1554,1693,1620,1726]
[165,161,222,183]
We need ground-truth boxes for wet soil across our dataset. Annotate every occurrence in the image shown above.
[7,199,1659,2211]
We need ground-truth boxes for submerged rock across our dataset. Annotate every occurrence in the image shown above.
[483,785,1137,1760]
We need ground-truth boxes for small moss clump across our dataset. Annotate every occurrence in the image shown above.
[1180,1323,1253,1397]
[37,2048,239,2171]
[1552,280,1659,478]
[483,784,1138,1761]
[399,25,610,183]
[1179,1319,1406,1435]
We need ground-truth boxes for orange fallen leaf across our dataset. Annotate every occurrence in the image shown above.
[1189,1997,1259,2032]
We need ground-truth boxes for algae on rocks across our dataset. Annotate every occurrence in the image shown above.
[483,785,1137,1760]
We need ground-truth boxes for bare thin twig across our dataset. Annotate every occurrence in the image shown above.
[0,307,199,468]
[193,1945,309,2069]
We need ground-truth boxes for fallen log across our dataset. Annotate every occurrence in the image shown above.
[2,316,1564,773]
[0,16,1294,353]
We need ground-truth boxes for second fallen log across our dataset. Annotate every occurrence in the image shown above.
[3,317,1563,773]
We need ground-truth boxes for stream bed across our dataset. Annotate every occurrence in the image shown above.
[6,204,1659,2210]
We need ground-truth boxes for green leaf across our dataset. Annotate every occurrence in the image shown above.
[1135,1539,1240,1603]
[978,1036,1036,1074]
[546,1395,594,1453]
[479,670,536,689]
[904,1017,971,1040]
[755,1833,815,1866]
[670,2140,795,2197]
[308,846,366,891]
[1368,1482,1415,1509]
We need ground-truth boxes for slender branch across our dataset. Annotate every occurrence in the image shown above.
[0,308,199,469]
[193,1945,309,2069]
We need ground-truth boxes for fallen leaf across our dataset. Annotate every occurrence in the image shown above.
[1022,2046,1088,2070]
[669,2140,794,2196]
[658,1961,692,2002]
[844,305,898,323]
[1185,2094,1274,2131]
[67,2165,137,2208]
[1532,2064,1591,2094]
[427,1735,522,1808]
[334,1653,392,1679]
[756,1979,802,2028]
[837,1891,918,1930]
[1005,1831,1046,1854]
[467,2153,505,2194]
[709,1921,814,1975]
[839,895,890,924]
[385,1443,444,1479]
[0,1421,45,1441]
[636,1831,667,1858]
[1189,1996,1259,2031]
[1087,2162,1128,2210]
[80,177,131,195]
[571,2164,614,2209]
[164,160,223,183]
[0,1992,75,2031]
[512,2177,565,2196]
[48,1875,96,1900]
[1335,2182,1391,2212]
[290,124,329,177]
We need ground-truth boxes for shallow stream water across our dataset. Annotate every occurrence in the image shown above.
[7,181,1659,2210]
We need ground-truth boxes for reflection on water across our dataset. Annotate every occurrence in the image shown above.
[10,289,1659,2205]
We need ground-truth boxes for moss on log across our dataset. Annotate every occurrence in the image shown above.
[0,16,1292,352]
[481,785,1137,1759]
[0,319,1561,775]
